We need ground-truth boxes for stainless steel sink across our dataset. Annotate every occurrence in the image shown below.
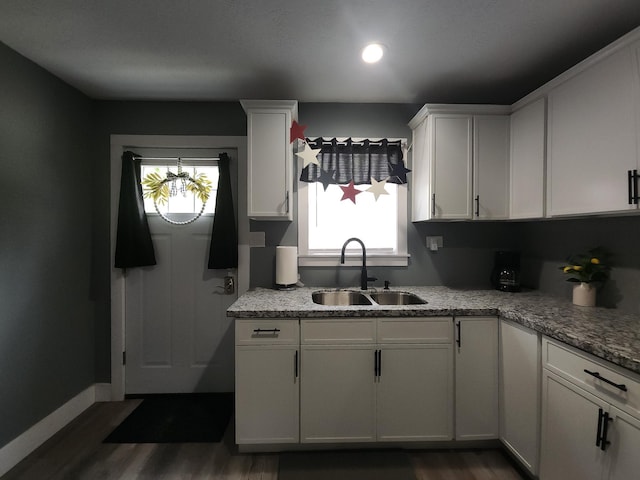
[311,289,427,306]
[312,290,373,306]
[368,291,428,305]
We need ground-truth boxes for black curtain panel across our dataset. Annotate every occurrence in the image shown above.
[208,152,238,269]
[299,138,405,185]
[114,151,156,268]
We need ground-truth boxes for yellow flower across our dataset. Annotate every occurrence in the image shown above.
[573,265,583,271]
[563,266,572,273]
[591,258,600,265]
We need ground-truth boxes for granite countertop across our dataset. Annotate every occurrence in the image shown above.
[227,286,640,375]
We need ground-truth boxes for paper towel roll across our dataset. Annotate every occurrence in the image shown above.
[276,246,298,287]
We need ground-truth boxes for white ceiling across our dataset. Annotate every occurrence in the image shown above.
[1,0,640,104]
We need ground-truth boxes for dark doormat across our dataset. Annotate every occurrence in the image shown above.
[278,450,417,480]
[103,393,233,443]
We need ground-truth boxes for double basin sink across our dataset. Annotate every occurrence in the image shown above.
[312,289,427,306]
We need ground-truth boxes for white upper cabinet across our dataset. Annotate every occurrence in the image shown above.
[473,115,510,219]
[547,44,640,216]
[409,105,510,221]
[241,100,298,221]
[509,98,546,219]
[431,114,473,220]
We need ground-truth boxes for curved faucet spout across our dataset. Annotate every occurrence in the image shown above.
[340,237,376,290]
[340,237,366,266]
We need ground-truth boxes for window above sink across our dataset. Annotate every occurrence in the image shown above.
[298,137,409,268]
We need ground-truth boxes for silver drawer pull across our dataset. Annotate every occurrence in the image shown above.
[253,328,281,334]
[584,369,628,392]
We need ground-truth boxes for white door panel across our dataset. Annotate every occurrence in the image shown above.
[126,216,237,394]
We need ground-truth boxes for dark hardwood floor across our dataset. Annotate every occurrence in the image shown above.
[2,400,526,479]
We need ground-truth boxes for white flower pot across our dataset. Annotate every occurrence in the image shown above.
[573,282,596,307]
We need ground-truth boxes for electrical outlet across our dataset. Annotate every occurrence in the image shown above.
[223,275,235,294]
[426,236,443,251]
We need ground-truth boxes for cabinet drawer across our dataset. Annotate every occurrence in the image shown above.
[543,337,640,418]
[236,319,299,345]
[377,317,453,344]
[301,319,376,344]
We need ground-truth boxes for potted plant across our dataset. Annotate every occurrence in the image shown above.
[559,247,610,306]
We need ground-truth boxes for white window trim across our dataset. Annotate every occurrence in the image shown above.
[298,137,409,267]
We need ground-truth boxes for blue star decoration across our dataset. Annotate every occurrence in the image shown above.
[389,162,412,184]
[317,168,336,191]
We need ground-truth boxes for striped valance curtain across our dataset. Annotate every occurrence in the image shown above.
[299,138,406,185]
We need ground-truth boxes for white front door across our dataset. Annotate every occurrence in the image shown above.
[124,147,238,394]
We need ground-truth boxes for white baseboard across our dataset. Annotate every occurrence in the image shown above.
[94,383,112,402]
[0,383,106,477]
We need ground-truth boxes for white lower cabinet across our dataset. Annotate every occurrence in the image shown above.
[455,316,499,440]
[300,317,454,443]
[499,319,540,475]
[605,407,640,480]
[541,371,606,480]
[377,344,453,441]
[235,319,300,444]
[300,344,376,443]
[540,337,640,480]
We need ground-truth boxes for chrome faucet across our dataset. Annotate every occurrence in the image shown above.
[340,237,377,290]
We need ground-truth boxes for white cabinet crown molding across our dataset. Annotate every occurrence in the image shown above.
[512,25,640,111]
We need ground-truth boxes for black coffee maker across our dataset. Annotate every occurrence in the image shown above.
[491,251,521,292]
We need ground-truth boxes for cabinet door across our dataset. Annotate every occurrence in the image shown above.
[410,118,432,221]
[377,344,453,441]
[540,371,606,480]
[243,100,296,220]
[499,319,540,475]
[510,98,546,219]
[547,47,639,216]
[430,115,473,219]
[235,345,299,444]
[605,406,640,480]
[455,317,499,440]
[473,115,510,220]
[300,345,376,443]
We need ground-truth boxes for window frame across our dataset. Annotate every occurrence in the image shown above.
[297,137,409,267]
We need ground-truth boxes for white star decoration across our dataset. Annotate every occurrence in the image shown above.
[366,177,390,201]
[295,143,321,167]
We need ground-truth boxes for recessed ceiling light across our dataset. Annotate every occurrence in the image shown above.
[362,43,384,64]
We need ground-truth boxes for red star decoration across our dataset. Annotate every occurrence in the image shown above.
[339,181,363,204]
[290,120,307,143]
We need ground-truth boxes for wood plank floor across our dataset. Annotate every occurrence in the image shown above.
[2,400,527,480]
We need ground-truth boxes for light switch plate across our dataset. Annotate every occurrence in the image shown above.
[426,236,443,251]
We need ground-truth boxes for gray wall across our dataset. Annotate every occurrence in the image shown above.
[0,43,95,448]
[516,216,640,312]
[249,103,521,290]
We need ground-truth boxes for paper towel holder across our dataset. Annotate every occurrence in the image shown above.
[275,245,298,290]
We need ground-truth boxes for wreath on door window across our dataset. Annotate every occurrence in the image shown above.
[142,168,213,225]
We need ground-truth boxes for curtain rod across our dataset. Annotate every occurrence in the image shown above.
[306,137,407,148]
[134,156,220,161]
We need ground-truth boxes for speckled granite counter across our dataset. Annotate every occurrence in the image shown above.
[227,286,640,375]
